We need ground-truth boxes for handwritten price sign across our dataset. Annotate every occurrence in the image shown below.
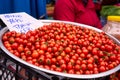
[0,12,43,33]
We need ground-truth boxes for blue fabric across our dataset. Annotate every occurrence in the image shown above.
[46,0,51,4]
[0,0,47,19]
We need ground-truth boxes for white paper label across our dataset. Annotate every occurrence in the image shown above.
[0,12,44,33]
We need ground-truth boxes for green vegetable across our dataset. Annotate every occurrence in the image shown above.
[100,5,120,17]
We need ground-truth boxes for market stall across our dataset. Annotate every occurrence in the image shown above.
[0,1,120,79]
[0,19,120,80]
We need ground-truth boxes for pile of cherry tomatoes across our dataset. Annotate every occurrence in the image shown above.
[2,22,120,75]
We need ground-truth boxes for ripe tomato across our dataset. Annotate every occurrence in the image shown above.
[45,58,51,65]
[81,64,87,70]
[110,55,116,61]
[14,51,20,57]
[99,66,106,72]
[87,64,94,70]
[61,64,67,70]
[25,50,31,57]
[38,56,45,64]
[2,34,8,41]
[68,69,75,74]
[82,48,88,55]
[17,46,24,52]
[92,48,98,55]
[40,44,47,50]
[32,50,39,59]
[65,47,71,53]
[74,64,80,70]
[67,64,73,70]
[9,37,15,44]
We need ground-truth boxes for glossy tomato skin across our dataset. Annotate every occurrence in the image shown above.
[17,45,24,53]
[2,22,120,75]
[32,50,39,59]
[2,34,8,41]
[40,44,47,51]
[13,50,20,57]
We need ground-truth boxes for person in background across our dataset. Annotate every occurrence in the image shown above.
[53,0,102,29]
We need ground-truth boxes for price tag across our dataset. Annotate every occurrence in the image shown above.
[0,12,44,33]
